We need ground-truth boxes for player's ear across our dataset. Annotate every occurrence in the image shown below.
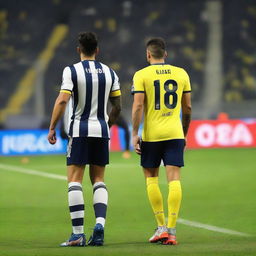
[77,46,81,54]
[146,50,151,59]
[164,50,167,58]
[95,47,99,56]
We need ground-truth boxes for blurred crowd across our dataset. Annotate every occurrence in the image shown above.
[0,0,255,127]
[223,0,256,102]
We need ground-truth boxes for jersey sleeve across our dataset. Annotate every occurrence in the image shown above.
[182,69,191,93]
[131,71,145,94]
[109,70,121,97]
[60,66,73,94]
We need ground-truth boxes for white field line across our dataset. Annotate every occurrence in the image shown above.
[0,163,252,237]
[0,163,66,181]
[177,218,251,237]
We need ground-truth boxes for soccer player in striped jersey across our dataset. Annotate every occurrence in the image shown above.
[132,38,192,245]
[48,32,121,247]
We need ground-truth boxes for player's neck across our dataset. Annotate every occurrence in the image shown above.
[149,58,165,65]
[80,54,96,61]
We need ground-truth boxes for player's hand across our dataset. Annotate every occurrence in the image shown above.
[48,129,57,145]
[133,135,141,155]
[184,137,187,150]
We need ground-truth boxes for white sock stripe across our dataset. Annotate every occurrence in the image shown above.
[72,225,84,235]
[70,210,84,220]
[68,186,83,193]
[93,182,107,193]
[68,182,82,188]
[93,187,108,205]
[93,181,106,188]
[96,217,106,227]
[68,182,83,192]
[68,191,84,207]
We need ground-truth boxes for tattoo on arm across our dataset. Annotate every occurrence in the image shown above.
[108,96,121,127]
[182,113,191,137]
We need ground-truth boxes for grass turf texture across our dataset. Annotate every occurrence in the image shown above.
[0,148,256,256]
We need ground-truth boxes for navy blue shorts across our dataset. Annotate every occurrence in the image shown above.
[141,139,185,168]
[67,137,109,166]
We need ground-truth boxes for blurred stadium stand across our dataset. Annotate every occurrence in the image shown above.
[0,0,255,129]
[223,0,256,102]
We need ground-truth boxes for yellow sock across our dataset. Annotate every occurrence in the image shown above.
[167,180,182,228]
[146,177,166,227]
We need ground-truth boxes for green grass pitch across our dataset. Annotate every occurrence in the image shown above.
[0,148,256,256]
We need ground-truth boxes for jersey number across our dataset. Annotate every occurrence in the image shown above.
[153,79,178,110]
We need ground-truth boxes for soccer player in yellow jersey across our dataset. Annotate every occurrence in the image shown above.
[132,38,192,245]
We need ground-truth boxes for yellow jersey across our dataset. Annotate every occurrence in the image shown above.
[132,63,191,142]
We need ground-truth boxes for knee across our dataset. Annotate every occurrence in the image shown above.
[166,166,181,182]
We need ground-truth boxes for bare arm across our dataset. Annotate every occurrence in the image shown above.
[132,93,144,154]
[181,92,192,138]
[48,92,71,144]
[108,96,121,128]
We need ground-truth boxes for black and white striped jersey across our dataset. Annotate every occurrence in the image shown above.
[60,60,121,139]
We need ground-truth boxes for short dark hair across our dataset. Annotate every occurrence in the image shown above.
[146,37,166,59]
[78,32,98,56]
